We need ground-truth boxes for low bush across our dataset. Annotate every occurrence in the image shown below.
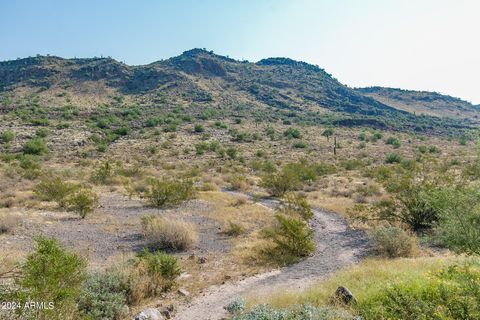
[385,153,403,164]
[194,124,204,133]
[0,130,15,143]
[77,272,128,320]
[385,136,401,148]
[35,128,49,138]
[34,177,78,208]
[18,154,42,179]
[261,161,335,196]
[67,188,99,218]
[90,161,115,185]
[226,147,238,159]
[283,128,302,139]
[357,262,480,320]
[369,226,418,258]
[292,141,307,148]
[355,183,381,197]
[263,213,315,265]
[144,178,194,208]
[260,169,302,196]
[22,138,48,155]
[228,174,249,191]
[341,159,364,170]
[141,215,197,251]
[428,186,480,255]
[136,249,182,291]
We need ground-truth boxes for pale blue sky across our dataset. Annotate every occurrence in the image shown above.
[1,0,479,103]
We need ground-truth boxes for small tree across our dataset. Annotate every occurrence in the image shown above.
[16,237,86,319]
[279,192,313,221]
[34,177,78,208]
[260,170,302,196]
[263,213,315,264]
[145,178,194,208]
[322,128,334,141]
[67,189,99,218]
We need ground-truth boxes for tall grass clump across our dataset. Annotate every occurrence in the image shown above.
[141,215,197,251]
[369,226,418,258]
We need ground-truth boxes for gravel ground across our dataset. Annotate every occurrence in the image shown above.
[174,192,369,320]
[0,192,231,266]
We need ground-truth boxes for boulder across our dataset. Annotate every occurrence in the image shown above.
[334,286,356,305]
[133,308,163,320]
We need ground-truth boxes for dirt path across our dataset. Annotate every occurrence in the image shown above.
[174,193,369,320]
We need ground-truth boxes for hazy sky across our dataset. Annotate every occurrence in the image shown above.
[1,0,479,103]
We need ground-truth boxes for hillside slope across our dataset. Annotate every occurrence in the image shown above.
[0,49,474,133]
[357,86,480,123]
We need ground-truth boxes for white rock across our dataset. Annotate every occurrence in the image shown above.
[133,307,163,320]
[178,288,190,297]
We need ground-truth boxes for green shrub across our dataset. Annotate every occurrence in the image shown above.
[77,272,128,320]
[292,141,307,148]
[15,237,86,320]
[261,170,302,196]
[263,213,315,264]
[385,153,403,164]
[428,187,480,255]
[385,136,401,148]
[279,192,313,221]
[356,183,381,197]
[283,128,302,139]
[322,128,334,141]
[226,147,238,159]
[144,178,194,208]
[0,130,15,143]
[354,168,443,232]
[418,145,427,153]
[136,249,182,290]
[372,132,383,141]
[341,159,364,170]
[261,161,335,196]
[145,117,160,127]
[113,126,129,136]
[35,127,49,138]
[22,138,48,155]
[369,226,418,258]
[357,263,480,320]
[90,161,114,184]
[34,177,78,208]
[428,145,439,153]
[194,124,205,133]
[18,154,42,179]
[67,188,99,218]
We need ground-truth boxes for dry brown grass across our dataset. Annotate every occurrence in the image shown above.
[0,211,22,233]
[141,215,197,251]
[369,226,419,258]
